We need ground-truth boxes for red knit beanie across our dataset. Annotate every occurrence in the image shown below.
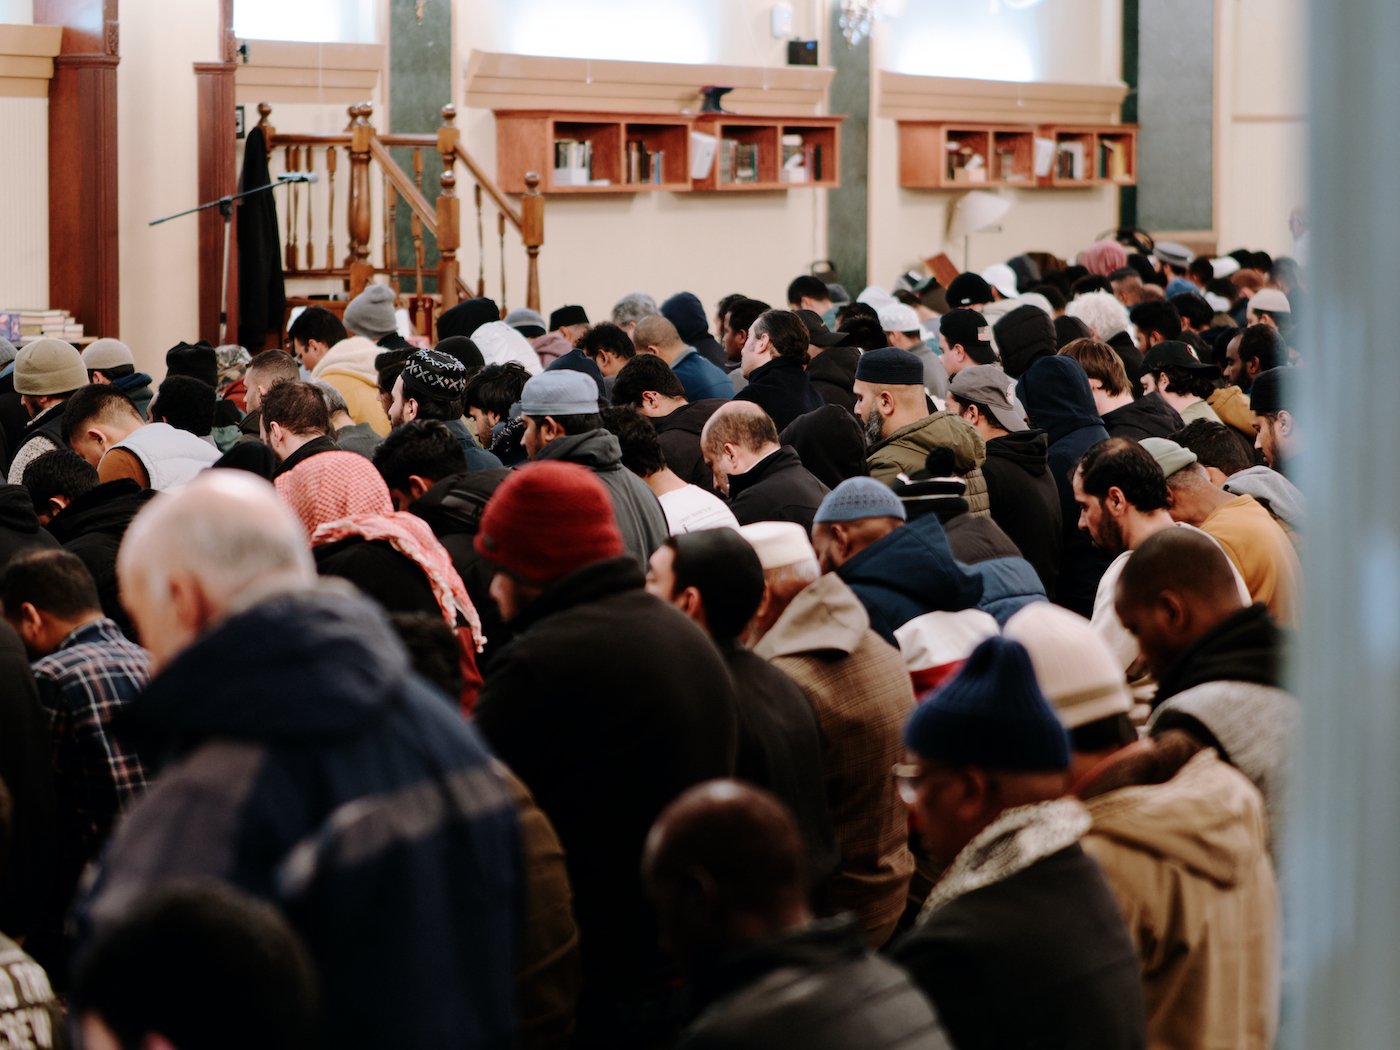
[475,461,623,583]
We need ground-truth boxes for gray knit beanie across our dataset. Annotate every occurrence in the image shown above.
[343,284,398,339]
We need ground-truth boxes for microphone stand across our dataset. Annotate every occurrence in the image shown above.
[149,175,304,345]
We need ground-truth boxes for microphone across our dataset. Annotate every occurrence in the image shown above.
[278,172,319,184]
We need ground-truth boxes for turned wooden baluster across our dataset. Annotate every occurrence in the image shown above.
[522,172,543,313]
[497,212,507,313]
[347,102,374,296]
[474,184,485,298]
[303,147,315,269]
[256,102,274,150]
[436,104,461,312]
[284,144,299,271]
[325,146,337,270]
[411,212,425,299]
[413,147,424,194]
[385,177,400,294]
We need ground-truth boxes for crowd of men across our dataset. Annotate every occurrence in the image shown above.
[0,236,1299,1048]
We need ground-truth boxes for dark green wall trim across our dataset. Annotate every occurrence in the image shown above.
[827,12,870,292]
[1120,0,1139,230]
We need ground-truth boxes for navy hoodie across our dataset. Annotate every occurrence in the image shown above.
[1016,357,1111,617]
[662,291,728,369]
[81,588,522,1050]
[835,513,985,645]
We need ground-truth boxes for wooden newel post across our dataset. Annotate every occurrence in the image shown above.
[347,101,375,297]
[256,102,275,150]
[522,171,544,314]
[437,104,462,313]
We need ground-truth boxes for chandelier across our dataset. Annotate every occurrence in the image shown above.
[838,0,877,45]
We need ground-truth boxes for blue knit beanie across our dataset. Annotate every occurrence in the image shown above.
[814,477,907,524]
[904,636,1070,772]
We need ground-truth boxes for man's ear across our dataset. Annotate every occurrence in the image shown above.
[168,571,213,640]
[831,522,854,559]
[44,495,69,523]
[266,420,283,446]
[675,585,704,620]
[402,397,420,424]
[1276,410,1294,437]
[1159,590,1189,632]
[1104,485,1128,517]
[879,390,897,416]
[406,474,434,502]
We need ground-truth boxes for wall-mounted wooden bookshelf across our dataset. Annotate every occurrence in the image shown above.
[897,120,1137,190]
[494,110,693,195]
[493,109,841,195]
[690,114,842,192]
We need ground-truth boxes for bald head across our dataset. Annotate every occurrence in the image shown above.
[633,315,685,357]
[119,470,315,669]
[701,401,779,459]
[643,780,809,962]
[1114,527,1248,677]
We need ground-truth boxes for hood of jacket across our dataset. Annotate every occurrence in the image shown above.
[984,428,1049,477]
[529,331,574,364]
[994,304,1057,379]
[805,345,860,387]
[532,428,624,472]
[134,585,410,749]
[312,336,381,385]
[1207,383,1255,435]
[871,411,986,474]
[1101,392,1183,439]
[1085,748,1267,887]
[780,404,867,490]
[754,572,871,661]
[46,479,153,543]
[1225,466,1304,530]
[838,513,983,612]
[1017,356,1105,444]
[410,468,512,538]
[0,484,44,537]
[660,291,712,345]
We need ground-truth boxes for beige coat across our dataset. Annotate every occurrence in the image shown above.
[313,336,392,436]
[755,573,916,948]
[1081,748,1279,1050]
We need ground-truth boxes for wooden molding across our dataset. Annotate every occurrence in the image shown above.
[465,50,835,117]
[234,39,384,105]
[878,71,1128,125]
[195,63,239,344]
[0,24,63,97]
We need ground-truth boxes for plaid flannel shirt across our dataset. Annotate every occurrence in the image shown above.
[31,619,151,865]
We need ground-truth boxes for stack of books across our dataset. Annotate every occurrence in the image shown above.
[718,139,760,185]
[1055,140,1087,181]
[781,135,826,184]
[0,308,83,343]
[625,140,667,185]
[553,139,594,186]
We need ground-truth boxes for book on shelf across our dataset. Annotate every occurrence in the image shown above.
[1099,138,1129,181]
[553,138,594,185]
[734,142,759,184]
[626,140,668,184]
[1055,140,1087,181]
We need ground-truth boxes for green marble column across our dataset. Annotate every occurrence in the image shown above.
[826,11,870,292]
[387,0,451,295]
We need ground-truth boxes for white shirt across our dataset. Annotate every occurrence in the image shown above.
[657,485,740,535]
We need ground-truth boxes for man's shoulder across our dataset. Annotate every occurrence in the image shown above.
[34,634,149,685]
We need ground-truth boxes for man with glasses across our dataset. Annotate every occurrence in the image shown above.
[889,635,1146,1050]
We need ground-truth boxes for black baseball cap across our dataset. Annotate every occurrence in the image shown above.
[946,272,995,308]
[939,309,996,364]
[795,309,849,348]
[1142,340,1221,377]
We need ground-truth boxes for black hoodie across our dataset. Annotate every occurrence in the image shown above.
[982,429,1062,596]
[47,480,156,638]
[995,305,1057,379]
[1016,357,1111,616]
[0,484,56,571]
[1153,603,1284,707]
[1101,391,1183,441]
[652,398,727,491]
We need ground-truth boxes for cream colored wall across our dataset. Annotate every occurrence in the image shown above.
[0,2,30,24]
[454,0,831,322]
[116,0,221,374]
[1214,0,1306,255]
[867,0,1125,284]
[0,95,48,306]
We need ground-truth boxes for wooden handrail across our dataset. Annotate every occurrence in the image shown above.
[367,136,439,240]
[265,133,352,147]
[454,141,522,230]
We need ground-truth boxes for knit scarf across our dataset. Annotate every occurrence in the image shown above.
[916,797,1091,924]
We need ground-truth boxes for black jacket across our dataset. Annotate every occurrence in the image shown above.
[982,429,1062,596]
[780,405,868,490]
[1017,357,1112,617]
[1109,329,1146,397]
[1154,603,1283,707]
[275,434,339,476]
[0,623,59,970]
[476,558,738,1045]
[0,484,57,571]
[679,918,952,1050]
[235,126,286,351]
[995,304,1056,379]
[0,371,24,470]
[723,644,839,889]
[46,480,155,639]
[408,469,513,665]
[1102,392,1183,441]
[653,399,727,492]
[313,537,441,617]
[533,430,668,566]
[734,356,823,431]
[727,446,829,531]
[893,845,1146,1050]
[806,346,860,413]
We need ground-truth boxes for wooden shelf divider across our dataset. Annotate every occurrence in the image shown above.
[897,120,1137,190]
